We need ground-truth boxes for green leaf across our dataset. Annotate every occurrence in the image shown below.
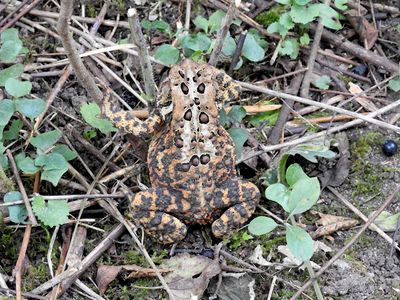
[242,33,265,62]
[153,20,171,33]
[285,138,336,163]
[227,128,248,159]
[32,195,69,227]
[286,163,309,187]
[285,224,314,262]
[316,3,342,30]
[299,33,310,46]
[222,35,236,56]
[52,144,77,161]
[335,0,348,10]
[30,130,62,152]
[1,28,20,43]
[249,110,279,127]
[80,102,117,134]
[388,77,400,92]
[289,4,319,24]
[267,22,288,37]
[288,177,320,215]
[276,0,292,4]
[279,38,299,59]
[279,13,295,30]
[295,0,311,4]
[209,10,226,32]
[0,40,23,63]
[4,191,29,224]
[0,64,24,86]
[181,33,212,52]
[5,78,32,98]
[265,183,291,212]
[371,211,400,232]
[0,99,15,126]
[193,15,209,33]
[83,129,97,140]
[154,44,180,67]
[314,75,332,90]
[14,98,46,120]
[220,106,247,127]
[17,156,40,174]
[35,153,69,186]
[3,119,22,141]
[248,216,278,236]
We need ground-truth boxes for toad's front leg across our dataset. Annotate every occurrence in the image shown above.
[128,188,191,244]
[211,179,260,238]
[103,91,164,138]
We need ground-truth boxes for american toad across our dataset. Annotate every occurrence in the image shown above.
[104,60,260,244]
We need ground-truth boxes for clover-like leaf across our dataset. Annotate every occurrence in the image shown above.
[0,64,24,86]
[154,44,180,67]
[227,128,248,159]
[335,0,348,10]
[3,119,22,141]
[52,144,77,161]
[4,191,29,224]
[0,99,15,126]
[248,216,278,236]
[222,35,236,56]
[388,77,400,92]
[30,130,62,152]
[17,156,40,174]
[279,13,295,30]
[242,33,265,62]
[181,33,212,52]
[316,3,342,30]
[209,10,226,33]
[35,153,69,186]
[193,15,209,33]
[265,183,291,212]
[300,33,310,46]
[314,75,332,90]
[286,163,309,187]
[80,102,117,134]
[5,78,32,98]
[288,177,320,215]
[14,98,46,120]
[0,40,23,63]
[32,195,69,227]
[279,38,299,59]
[285,224,314,262]
[289,4,319,24]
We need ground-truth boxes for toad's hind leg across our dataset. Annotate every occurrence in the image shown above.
[128,188,190,244]
[211,180,260,238]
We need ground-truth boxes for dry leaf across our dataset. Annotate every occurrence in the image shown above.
[96,264,171,295]
[345,10,378,49]
[312,212,358,238]
[160,253,221,300]
[348,82,378,112]
[248,245,272,267]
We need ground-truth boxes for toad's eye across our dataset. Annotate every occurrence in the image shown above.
[197,83,205,94]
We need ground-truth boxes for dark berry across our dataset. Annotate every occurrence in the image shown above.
[382,139,398,156]
[352,64,368,76]
[200,248,214,258]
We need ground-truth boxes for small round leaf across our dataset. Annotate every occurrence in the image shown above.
[5,78,32,98]
[154,44,180,67]
[248,216,278,236]
[286,224,314,262]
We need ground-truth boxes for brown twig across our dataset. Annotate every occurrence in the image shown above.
[228,30,247,75]
[209,0,238,66]
[0,0,42,32]
[57,0,103,104]
[127,8,156,100]
[0,0,30,28]
[5,150,37,225]
[300,0,330,98]
[269,62,304,145]
[254,67,308,85]
[290,185,400,300]
[13,225,32,300]
[237,98,400,163]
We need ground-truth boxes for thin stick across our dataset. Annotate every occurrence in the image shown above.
[14,225,32,300]
[0,0,30,28]
[127,8,156,100]
[237,98,400,163]
[0,0,42,32]
[228,30,247,74]
[300,0,330,98]
[328,186,400,251]
[254,67,308,85]
[239,81,400,133]
[290,185,400,300]
[5,150,37,225]
[184,0,191,31]
[209,0,238,66]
